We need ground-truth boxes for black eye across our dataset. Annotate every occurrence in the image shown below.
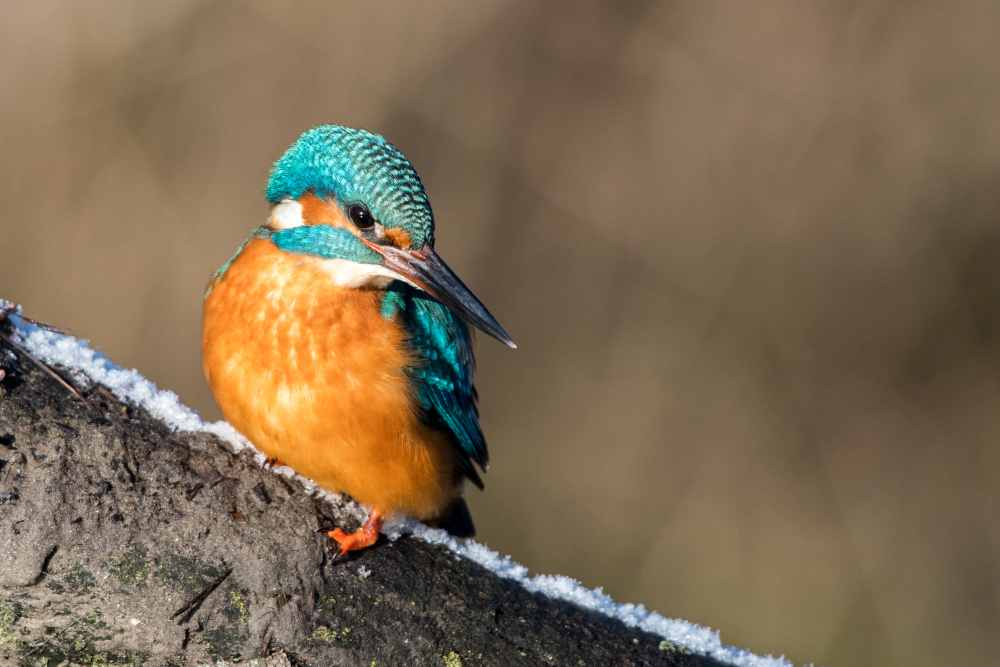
[348,204,375,229]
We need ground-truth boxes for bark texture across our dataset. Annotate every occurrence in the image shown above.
[0,317,724,667]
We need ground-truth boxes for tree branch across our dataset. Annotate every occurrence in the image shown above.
[0,315,726,666]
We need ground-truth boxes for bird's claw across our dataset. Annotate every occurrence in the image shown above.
[327,527,376,556]
[263,456,286,470]
[327,510,383,556]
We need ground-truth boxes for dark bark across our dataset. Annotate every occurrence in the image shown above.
[0,317,726,667]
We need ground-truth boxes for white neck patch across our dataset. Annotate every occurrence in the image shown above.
[321,258,420,290]
[269,200,304,229]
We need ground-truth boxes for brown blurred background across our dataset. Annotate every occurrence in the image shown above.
[3,2,1000,665]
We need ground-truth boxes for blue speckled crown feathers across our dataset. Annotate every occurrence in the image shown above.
[265,125,435,248]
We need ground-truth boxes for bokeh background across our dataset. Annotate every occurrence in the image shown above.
[3,2,1000,665]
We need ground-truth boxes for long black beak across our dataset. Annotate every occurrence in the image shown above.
[375,243,516,348]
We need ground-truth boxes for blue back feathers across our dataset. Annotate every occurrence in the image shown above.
[384,286,487,488]
[266,125,435,248]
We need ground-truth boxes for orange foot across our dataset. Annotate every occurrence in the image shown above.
[328,509,383,555]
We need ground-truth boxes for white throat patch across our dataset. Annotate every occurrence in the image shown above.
[321,258,420,290]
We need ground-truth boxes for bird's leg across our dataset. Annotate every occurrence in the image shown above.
[263,456,286,470]
[328,508,383,555]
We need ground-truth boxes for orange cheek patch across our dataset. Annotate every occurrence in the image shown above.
[297,193,412,250]
[384,227,412,248]
[298,193,350,228]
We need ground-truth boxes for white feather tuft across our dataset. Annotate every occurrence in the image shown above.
[269,200,305,229]
[321,258,420,290]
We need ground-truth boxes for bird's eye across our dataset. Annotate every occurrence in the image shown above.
[348,204,375,230]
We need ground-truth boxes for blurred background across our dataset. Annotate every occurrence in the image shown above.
[2,2,1000,665]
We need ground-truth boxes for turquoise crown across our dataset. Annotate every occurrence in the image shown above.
[265,125,435,247]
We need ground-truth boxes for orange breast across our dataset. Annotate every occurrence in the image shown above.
[202,237,458,519]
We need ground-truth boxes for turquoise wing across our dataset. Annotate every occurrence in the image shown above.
[386,287,487,488]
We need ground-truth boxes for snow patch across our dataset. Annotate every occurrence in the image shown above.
[2,301,793,667]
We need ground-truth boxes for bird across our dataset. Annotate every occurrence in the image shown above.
[202,125,514,555]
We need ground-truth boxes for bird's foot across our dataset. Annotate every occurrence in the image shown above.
[263,456,286,470]
[328,509,383,555]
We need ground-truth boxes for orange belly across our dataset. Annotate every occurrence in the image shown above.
[202,236,458,519]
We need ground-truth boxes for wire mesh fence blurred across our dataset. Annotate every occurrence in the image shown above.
[3,2,1000,665]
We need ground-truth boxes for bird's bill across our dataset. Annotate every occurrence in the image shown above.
[374,243,516,348]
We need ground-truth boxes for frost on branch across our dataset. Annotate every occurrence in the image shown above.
[0,306,781,666]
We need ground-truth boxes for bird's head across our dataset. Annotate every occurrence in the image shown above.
[263,125,514,347]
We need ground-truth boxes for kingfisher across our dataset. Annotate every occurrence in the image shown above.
[202,125,514,554]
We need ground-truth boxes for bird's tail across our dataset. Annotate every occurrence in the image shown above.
[427,497,476,538]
